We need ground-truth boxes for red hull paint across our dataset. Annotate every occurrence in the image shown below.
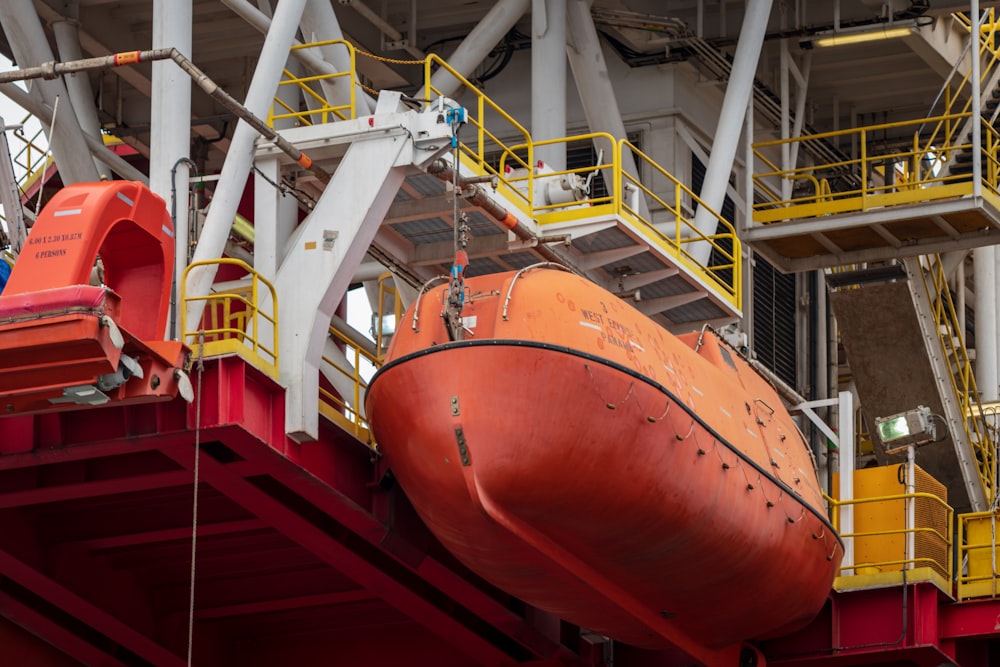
[367,268,842,657]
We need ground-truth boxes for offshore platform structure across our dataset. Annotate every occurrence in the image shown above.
[4,0,1000,666]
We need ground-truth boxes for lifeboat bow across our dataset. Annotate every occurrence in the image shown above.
[365,267,842,661]
[0,181,190,414]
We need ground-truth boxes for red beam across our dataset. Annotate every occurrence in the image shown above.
[162,446,516,667]
[940,597,1000,639]
[218,429,574,661]
[0,470,192,509]
[195,589,377,620]
[0,590,128,667]
[0,546,189,667]
[59,518,268,551]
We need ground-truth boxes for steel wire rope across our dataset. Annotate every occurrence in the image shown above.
[186,331,206,667]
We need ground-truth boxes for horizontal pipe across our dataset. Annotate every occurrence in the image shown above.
[0,48,332,184]
[427,159,516,229]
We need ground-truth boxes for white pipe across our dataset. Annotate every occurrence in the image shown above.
[0,83,147,183]
[779,39,791,201]
[532,0,567,170]
[972,0,982,198]
[815,271,828,484]
[789,51,812,170]
[301,0,373,115]
[184,0,309,333]
[0,117,27,254]
[565,0,643,199]
[424,0,530,99]
[742,91,753,235]
[692,0,773,262]
[906,444,916,570]
[151,0,193,339]
[976,247,999,401]
[838,390,855,575]
[51,8,105,178]
[221,0,375,115]
[0,0,99,184]
[995,246,1000,397]
[150,0,192,198]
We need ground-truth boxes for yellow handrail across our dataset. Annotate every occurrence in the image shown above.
[958,510,1000,599]
[827,491,953,579]
[422,54,535,216]
[181,259,279,380]
[501,133,741,311]
[270,39,359,126]
[320,324,380,446]
[267,46,742,314]
[619,139,742,312]
[752,111,1000,222]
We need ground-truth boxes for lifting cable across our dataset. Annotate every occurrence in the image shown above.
[442,106,469,341]
[186,331,206,667]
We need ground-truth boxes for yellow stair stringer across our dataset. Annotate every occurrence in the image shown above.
[904,255,995,510]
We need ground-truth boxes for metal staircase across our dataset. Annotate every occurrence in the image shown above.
[829,257,995,512]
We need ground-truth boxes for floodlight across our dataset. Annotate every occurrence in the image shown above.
[874,406,937,454]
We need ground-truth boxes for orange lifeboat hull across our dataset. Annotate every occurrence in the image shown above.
[366,269,841,652]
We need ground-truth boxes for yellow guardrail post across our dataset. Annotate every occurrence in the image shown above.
[271,39,359,127]
[827,490,952,582]
[181,259,279,379]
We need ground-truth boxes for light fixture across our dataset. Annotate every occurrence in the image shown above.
[874,405,939,454]
[802,23,916,49]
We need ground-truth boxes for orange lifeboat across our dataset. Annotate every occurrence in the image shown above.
[365,267,841,658]
[0,181,188,414]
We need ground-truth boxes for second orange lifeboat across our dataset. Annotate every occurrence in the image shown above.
[365,266,841,660]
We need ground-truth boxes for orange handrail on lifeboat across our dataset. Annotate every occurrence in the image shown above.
[0,181,189,414]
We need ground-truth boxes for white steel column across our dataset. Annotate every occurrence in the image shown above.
[566,0,627,145]
[150,0,192,198]
[424,0,530,98]
[185,0,308,332]
[152,0,193,339]
[995,246,1000,398]
[972,0,982,198]
[976,247,999,401]
[692,0,772,259]
[838,390,855,575]
[51,4,105,178]
[565,0,643,211]
[532,0,567,170]
[301,0,373,115]
[0,117,27,254]
[0,0,99,184]
[779,39,791,201]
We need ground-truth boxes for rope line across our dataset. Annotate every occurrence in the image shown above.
[186,331,206,667]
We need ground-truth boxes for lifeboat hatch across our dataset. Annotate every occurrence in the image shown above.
[0,181,189,415]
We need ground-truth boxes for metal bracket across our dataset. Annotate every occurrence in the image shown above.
[454,426,470,466]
